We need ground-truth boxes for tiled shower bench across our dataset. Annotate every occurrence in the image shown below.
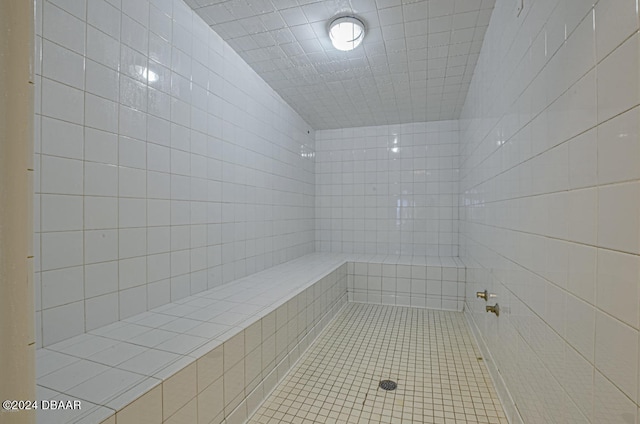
[34,253,465,424]
[345,254,466,312]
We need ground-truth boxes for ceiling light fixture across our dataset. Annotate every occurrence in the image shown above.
[328,16,365,51]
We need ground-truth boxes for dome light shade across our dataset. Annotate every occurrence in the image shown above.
[329,16,365,51]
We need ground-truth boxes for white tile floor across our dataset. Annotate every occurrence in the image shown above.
[249,303,508,424]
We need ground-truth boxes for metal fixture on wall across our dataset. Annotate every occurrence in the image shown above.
[477,290,497,301]
[486,304,500,316]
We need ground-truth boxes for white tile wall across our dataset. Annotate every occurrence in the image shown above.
[315,121,459,256]
[34,0,316,347]
[461,0,640,422]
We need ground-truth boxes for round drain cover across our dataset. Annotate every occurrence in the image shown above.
[379,380,397,391]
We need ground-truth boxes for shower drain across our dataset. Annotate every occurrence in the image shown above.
[379,380,397,391]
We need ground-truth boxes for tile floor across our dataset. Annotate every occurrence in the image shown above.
[248,303,508,424]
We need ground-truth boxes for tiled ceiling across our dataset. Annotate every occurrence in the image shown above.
[185,0,496,129]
